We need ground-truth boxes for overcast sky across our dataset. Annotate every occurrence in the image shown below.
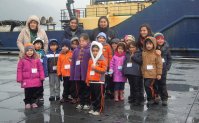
[0,0,90,22]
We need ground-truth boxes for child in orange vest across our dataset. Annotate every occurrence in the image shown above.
[86,41,107,115]
[57,39,73,103]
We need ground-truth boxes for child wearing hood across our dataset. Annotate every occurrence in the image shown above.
[70,33,91,109]
[86,41,107,115]
[141,37,163,106]
[57,39,73,103]
[17,43,45,109]
[46,39,60,101]
[71,37,79,51]
[32,37,48,105]
[109,42,127,102]
[154,33,172,106]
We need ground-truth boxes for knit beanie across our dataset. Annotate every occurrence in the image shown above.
[154,32,164,39]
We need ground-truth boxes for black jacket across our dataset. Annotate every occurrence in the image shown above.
[62,27,85,41]
[157,41,172,76]
[122,51,142,77]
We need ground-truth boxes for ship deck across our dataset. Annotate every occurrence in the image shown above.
[0,55,199,123]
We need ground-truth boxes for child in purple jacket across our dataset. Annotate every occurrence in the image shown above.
[109,42,127,102]
[17,43,45,109]
[70,33,91,109]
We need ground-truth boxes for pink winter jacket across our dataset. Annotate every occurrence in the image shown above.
[17,56,45,88]
[110,52,127,82]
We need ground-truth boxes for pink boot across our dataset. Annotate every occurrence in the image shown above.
[114,91,119,102]
[119,90,124,101]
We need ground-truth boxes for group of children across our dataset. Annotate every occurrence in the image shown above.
[17,24,172,116]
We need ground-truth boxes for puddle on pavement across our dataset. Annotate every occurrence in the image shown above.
[167,78,186,82]
[175,66,195,70]
[167,83,198,92]
[168,73,185,76]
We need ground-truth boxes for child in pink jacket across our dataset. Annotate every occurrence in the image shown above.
[17,43,45,109]
[109,42,127,102]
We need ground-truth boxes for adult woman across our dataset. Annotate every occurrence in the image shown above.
[90,16,117,43]
[17,15,48,58]
[62,17,85,41]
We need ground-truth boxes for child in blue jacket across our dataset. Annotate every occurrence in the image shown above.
[33,37,48,105]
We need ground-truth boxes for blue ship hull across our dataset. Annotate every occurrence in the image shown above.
[0,0,199,57]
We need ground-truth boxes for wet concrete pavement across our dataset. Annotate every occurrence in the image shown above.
[0,56,199,123]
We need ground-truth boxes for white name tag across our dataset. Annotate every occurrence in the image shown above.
[32,68,38,73]
[147,65,154,70]
[53,66,57,70]
[127,63,132,67]
[90,71,95,75]
[40,59,43,63]
[118,66,122,70]
[76,60,80,65]
[64,64,70,69]
[162,58,165,63]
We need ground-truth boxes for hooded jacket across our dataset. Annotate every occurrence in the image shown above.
[57,40,73,77]
[97,32,112,67]
[86,41,107,84]
[90,16,117,44]
[17,54,45,88]
[142,37,163,79]
[17,15,48,58]
[46,39,60,73]
[110,51,127,82]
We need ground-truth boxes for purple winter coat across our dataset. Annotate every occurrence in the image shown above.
[17,56,45,88]
[110,52,127,82]
[70,44,91,81]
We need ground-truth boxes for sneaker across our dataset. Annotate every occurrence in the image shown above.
[76,104,83,109]
[147,100,154,107]
[56,96,60,101]
[83,105,90,110]
[25,104,31,109]
[60,98,66,103]
[92,111,100,116]
[49,96,55,101]
[32,103,38,108]
[71,99,78,104]
[162,101,168,106]
[38,97,44,105]
[88,110,94,114]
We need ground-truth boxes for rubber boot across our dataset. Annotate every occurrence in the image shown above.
[119,90,124,101]
[114,91,119,102]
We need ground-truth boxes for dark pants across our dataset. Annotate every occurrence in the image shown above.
[105,75,114,95]
[127,75,144,102]
[90,83,105,112]
[24,87,38,104]
[36,81,44,99]
[144,78,155,101]
[79,80,90,106]
[114,82,125,91]
[154,76,168,101]
[62,77,71,99]
[70,80,80,99]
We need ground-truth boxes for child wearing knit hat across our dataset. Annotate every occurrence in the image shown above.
[124,35,135,44]
[17,43,45,109]
[154,32,172,106]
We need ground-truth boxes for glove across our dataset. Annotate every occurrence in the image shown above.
[59,75,63,81]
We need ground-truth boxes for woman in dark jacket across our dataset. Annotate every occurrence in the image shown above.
[62,17,85,41]
[90,16,117,43]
